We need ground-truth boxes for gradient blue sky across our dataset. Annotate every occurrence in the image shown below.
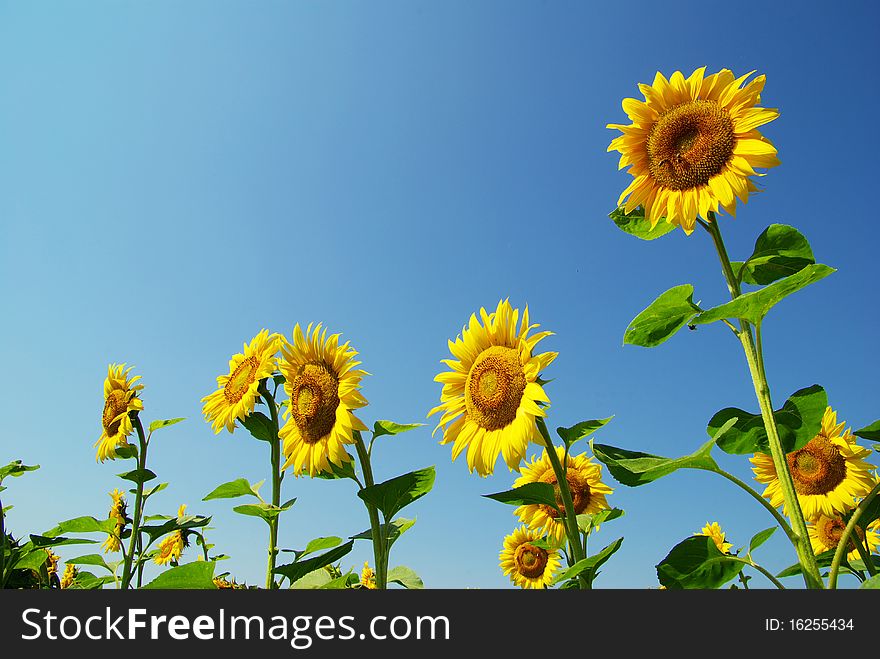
[1,1,878,589]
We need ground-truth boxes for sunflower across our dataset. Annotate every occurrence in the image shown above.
[513,446,612,544]
[808,514,880,562]
[278,323,368,477]
[751,407,876,519]
[360,562,377,589]
[101,488,128,553]
[694,521,733,554]
[428,299,557,477]
[202,329,281,434]
[499,526,562,589]
[607,67,780,234]
[95,364,144,462]
[60,564,78,589]
[154,505,188,566]
[45,549,59,578]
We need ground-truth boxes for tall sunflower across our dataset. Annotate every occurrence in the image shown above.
[751,407,875,519]
[808,513,880,563]
[694,521,733,554]
[607,67,780,234]
[95,364,144,462]
[513,446,612,545]
[428,299,557,477]
[154,504,188,566]
[101,488,128,553]
[202,329,280,434]
[278,323,368,477]
[499,526,562,589]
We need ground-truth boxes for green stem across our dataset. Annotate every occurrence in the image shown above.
[121,415,148,589]
[709,468,795,542]
[0,491,6,587]
[701,215,823,590]
[536,418,588,588]
[354,430,386,589]
[828,481,880,588]
[729,556,786,590]
[260,383,282,590]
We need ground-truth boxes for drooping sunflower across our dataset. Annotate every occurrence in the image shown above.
[202,329,281,434]
[428,299,557,477]
[513,446,613,545]
[808,513,880,562]
[499,526,562,590]
[60,564,78,589]
[45,549,59,579]
[751,407,876,519]
[278,323,369,477]
[101,488,128,553]
[154,504,188,566]
[607,67,781,234]
[694,521,733,554]
[95,364,144,462]
[360,561,377,589]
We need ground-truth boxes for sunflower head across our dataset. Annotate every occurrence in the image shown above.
[278,323,369,477]
[751,406,876,519]
[155,530,186,566]
[60,564,78,589]
[102,488,128,553]
[608,67,780,234]
[513,446,613,544]
[360,561,377,589]
[694,521,733,554]
[808,513,880,562]
[428,299,557,477]
[202,329,281,435]
[95,364,145,462]
[499,526,562,589]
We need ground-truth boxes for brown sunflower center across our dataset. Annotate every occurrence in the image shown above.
[290,363,340,444]
[514,543,549,579]
[539,471,592,519]
[647,99,735,190]
[224,356,259,404]
[820,518,865,553]
[465,346,527,431]
[102,390,128,435]
[787,436,847,496]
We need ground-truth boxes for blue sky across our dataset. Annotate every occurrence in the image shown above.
[1,1,878,589]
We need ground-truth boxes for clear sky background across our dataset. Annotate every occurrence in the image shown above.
[1,1,878,589]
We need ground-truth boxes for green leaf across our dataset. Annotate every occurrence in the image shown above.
[141,515,212,543]
[44,516,116,537]
[65,554,113,573]
[231,503,284,523]
[609,206,676,240]
[556,417,614,447]
[748,527,777,554]
[623,285,701,348]
[148,418,185,433]
[301,536,343,558]
[693,264,835,326]
[323,573,360,589]
[274,541,355,584]
[576,508,625,533]
[313,458,358,481]
[708,385,827,454]
[386,565,424,589]
[0,461,40,481]
[13,550,53,571]
[117,468,157,485]
[27,535,98,549]
[67,571,115,590]
[552,537,624,586]
[143,482,169,498]
[357,467,435,520]
[272,374,286,388]
[290,569,333,589]
[372,420,425,440]
[113,444,138,460]
[143,561,217,589]
[240,411,276,442]
[859,574,880,589]
[592,439,717,487]
[856,495,880,532]
[656,536,743,589]
[350,518,416,550]
[854,420,880,442]
[734,224,816,286]
[777,549,836,578]
[202,478,264,501]
[484,482,559,511]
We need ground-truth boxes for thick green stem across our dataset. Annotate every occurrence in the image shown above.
[260,383,282,590]
[536,418,588,587]
[701,216,823,589]
[729,556,786,589]
[709,468,795,542]
[828,482,880,588]
[354,430,386,589]
[121,415,148,589]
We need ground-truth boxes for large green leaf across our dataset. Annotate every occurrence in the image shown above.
[484,483,559,511]
[299,536,343,559]
[143,561,217,589]
[372,420,425,440]
[67,571,115,590]
[44,516,116,537]
[860,574,880,589]
[708,385,827,454]
[748,527,777,554]
[854,420,880,442]
[240,411,276,442]
[0,461,39,481]
[623,285,701,347]
[202,478,264,501]
[290,569,333,589]
[732,224,816,286]
[148,418,185,433]
[693,264,835,326]
[358,467,435,520]
[65,554,113,573]
[117,468,157,485]
[13,550,53,571]
[141,514,212,543]
[609,206,676,241]
[113,445,138,460]
[552,537,624,586]
[576,508,625,533]
[592,439,717,487]
[556,417,613,447]
[386,565,424,589]
[656,536,743,589]
[274,541,355,584]
[27,535,98,549]
[231,503,288,524]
